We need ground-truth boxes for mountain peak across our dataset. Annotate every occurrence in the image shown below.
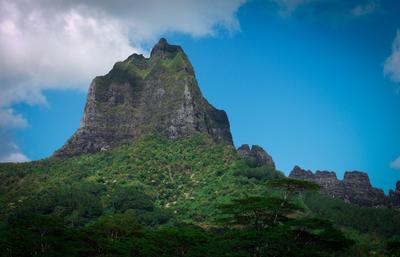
[54,39,233,157]
[237,144,275,168]
[158,37,168,45]
[150,37,183,59]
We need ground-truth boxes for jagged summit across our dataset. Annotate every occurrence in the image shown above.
[54,38,233,157]
[237,144,275,168]
[289,166,400,208]
[150,38,183,58]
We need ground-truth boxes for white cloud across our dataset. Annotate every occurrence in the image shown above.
[0,151,29,163]
[352,1,379,17]
[0,0,246,109]
[0,108,28,128]
[390,156,400,170]
[0,132,29,163]
[0,1,138,107]
[0,0,246,160]
[384,30,400,84]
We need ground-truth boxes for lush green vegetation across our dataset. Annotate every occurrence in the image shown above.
[0,133,399,256]
[305,192,400,237]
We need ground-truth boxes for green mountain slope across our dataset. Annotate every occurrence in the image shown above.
[1,133,400,257]
[0,133,279,224]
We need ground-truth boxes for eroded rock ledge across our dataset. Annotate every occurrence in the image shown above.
[289,165,400,207]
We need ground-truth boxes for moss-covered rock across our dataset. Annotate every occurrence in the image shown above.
[54,38,233,157]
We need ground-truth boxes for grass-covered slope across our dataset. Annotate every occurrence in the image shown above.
[0,133,280,225]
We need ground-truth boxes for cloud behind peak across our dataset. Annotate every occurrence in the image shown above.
[0,0,247,162]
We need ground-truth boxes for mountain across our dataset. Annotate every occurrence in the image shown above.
[1,38,400,256]
[54,38,233,157]
[289,165,400,207]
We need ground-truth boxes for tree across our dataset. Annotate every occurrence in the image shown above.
[217,178,351,257]
[82,212,144,257]
[266,178,320,201]
[109,186,154,213]
[386,236,400,257]
[0,214,78,257]
[218,196,302,231]
[144,225,209,257]
[269,218,353,257]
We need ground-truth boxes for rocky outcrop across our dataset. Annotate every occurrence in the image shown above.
[342,171,386,207]
[54,38,233,157]
[237,144,275,168]
[388,181,400,207]
[290,166,346,199]
[289,166,396,208]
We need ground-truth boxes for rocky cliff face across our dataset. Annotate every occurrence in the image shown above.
[342,171,386,207]
[54,38,233,157]
[388,181,400,207]
[289,166,398,207]
[237,144,275,168]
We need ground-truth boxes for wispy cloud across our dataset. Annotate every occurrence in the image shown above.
[271,0,381,20]
[390,156,400,170]
[352,1,379,17]
[0,108,28,128]
[0,151,29,163]
[0,109,28,163]
[384,30,400,85]
[271,0,316,16]
[0,131,29,163]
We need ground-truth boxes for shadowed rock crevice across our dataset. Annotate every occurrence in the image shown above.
[54,38,233,157]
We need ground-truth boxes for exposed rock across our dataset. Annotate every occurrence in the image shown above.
[314,171,346,199]
[291,167,346,198]
[54,38,233,157]
[237,144,275,168]
[388,181,400,207]
[237,144,251,157]
[290,166,314,180]
[289,166,395,207]
[342,171,386,207]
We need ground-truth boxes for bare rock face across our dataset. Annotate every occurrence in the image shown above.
[314,171,346,199]
[289,166,394,207]
[54,38,233,157]
[290,166,314,180]
[291,166,345,199]
[237,144,251,156]
[237,144,275,168]
[342,171,386,207]
[388,181,400,207]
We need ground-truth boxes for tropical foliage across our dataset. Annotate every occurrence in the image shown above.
[0,133,398,256]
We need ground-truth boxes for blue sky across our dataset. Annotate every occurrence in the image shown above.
[1,0,400,192]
